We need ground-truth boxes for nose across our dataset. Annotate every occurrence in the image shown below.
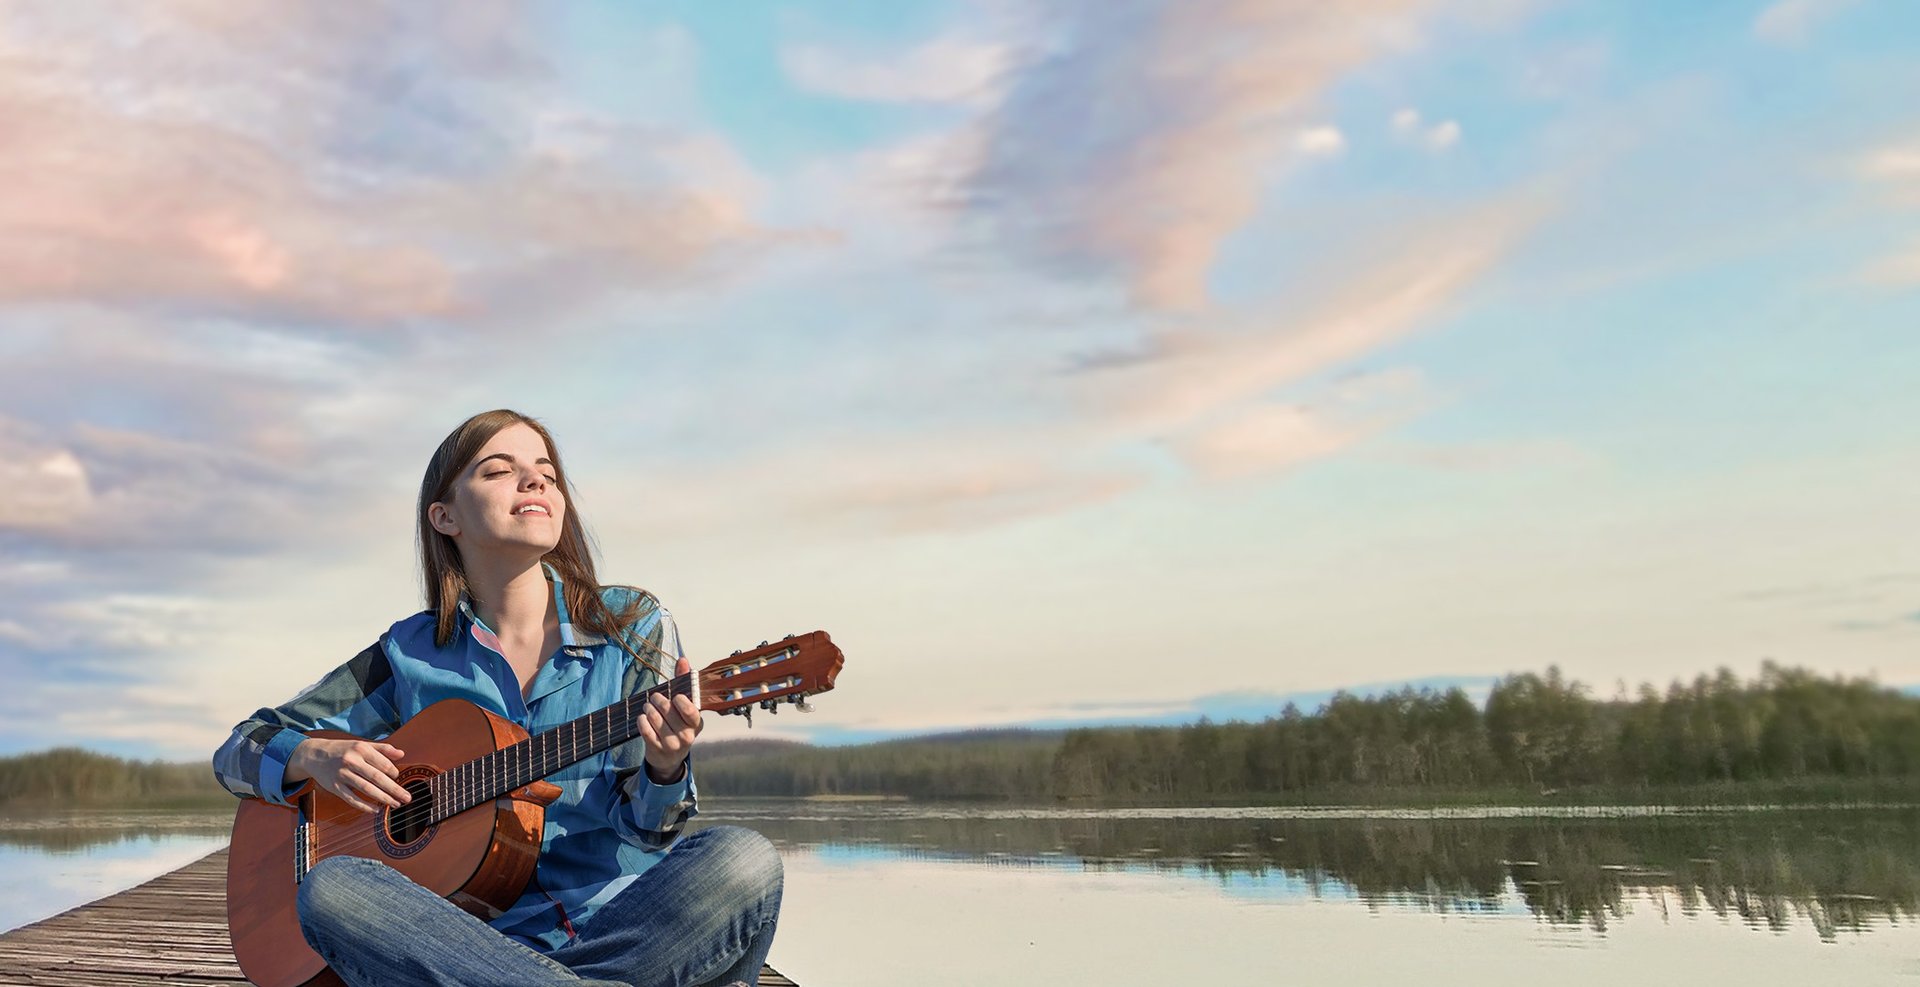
[520,467,547,491]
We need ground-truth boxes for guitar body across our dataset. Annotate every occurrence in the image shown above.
[226,699,559,987]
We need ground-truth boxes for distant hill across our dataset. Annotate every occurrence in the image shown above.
[697,728,1061,799]
[696,738,814,761]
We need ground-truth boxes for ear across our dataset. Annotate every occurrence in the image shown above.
[428,502,461,537]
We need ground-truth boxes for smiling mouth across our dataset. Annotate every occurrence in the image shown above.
[514,507,550,516]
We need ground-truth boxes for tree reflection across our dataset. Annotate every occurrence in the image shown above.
[701,806,1920,939]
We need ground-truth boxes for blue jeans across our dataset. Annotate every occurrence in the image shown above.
[296,826,783,987]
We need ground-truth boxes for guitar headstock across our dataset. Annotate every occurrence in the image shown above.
[698,630,844,725]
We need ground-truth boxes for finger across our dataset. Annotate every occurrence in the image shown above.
[362,746,404,779]
[651,694,686,734]
[377,743,405,759]
[349,771,404,808]
[637,715,661,749]
[336,786,377,813]
[672,694,702,731]
[362,766,413,805]
[675,656,692,677]
[659,708,692,744]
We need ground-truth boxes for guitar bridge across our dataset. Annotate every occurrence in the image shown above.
[293,800,313,884]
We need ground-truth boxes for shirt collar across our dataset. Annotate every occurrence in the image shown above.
[456,561,600,658]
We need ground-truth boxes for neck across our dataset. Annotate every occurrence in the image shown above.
[465,557,554,640]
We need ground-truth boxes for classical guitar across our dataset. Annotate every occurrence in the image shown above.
[226,631,844,987]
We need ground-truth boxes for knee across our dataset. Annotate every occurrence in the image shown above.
[691,825,783,902]
[296,856,393,945]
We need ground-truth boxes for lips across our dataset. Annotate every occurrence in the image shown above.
[511,498,552,517]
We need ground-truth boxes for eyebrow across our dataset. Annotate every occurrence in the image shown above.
[473,453,555,470]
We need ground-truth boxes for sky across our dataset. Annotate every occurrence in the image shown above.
[0,0,1916,762]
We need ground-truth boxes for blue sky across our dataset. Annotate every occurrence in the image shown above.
[0,0,1915,760]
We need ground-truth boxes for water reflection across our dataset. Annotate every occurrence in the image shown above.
[0,808,231,853]
[7,801,1915,944]
[699,801,1920,940]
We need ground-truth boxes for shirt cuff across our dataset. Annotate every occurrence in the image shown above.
[623,758,697,835]
[258,727,311,807]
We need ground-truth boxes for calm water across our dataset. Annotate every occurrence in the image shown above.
[4,802,1919,984]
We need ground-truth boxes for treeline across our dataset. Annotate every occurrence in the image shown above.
[9,663,1917,806]
[1053,662,1920,799]
[0,747,230,807]
[702,663,1920,800]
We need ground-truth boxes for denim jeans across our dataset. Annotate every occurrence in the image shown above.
[296,826,783,987]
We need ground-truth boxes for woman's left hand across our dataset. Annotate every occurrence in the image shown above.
[637,657,702,783]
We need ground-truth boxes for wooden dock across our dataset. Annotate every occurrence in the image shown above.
[0,848,795,986]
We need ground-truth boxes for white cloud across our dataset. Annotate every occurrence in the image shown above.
[1753,0,1859,44]
[0,420,94,533]
[1855,136,1920,284]
[1390,107,1462,151]
[1170,403,1371,480]
[1860,242,1920,285]
[1860,142,1920,196]
[783,37,1013,107]
[1295,126,1348,157]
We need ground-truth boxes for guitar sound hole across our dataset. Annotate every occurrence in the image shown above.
[386,780,436,845]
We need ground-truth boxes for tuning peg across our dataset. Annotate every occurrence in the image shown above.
[729,649,741,657]
[796,698,814,713]
[783,633,793,640]
[759,640,769,647]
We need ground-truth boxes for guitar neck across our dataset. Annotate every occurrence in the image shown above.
[428,673,694,823]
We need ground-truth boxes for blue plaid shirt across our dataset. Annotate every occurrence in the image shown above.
[211,563,698,950]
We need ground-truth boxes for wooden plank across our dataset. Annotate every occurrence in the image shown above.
[0,849,798,987]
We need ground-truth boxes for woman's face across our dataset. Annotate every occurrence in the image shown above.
[431,422,567,562]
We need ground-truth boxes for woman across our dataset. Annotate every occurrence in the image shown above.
[211,409,782,987]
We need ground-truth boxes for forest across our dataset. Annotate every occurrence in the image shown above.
[699,662,1920,801]
[4,662,1918,807]
[0,747,230,807]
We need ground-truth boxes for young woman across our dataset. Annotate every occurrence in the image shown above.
[211,409,782,987]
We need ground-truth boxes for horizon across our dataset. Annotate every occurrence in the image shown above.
[11,662,1920,764]
[1,2,1917,763]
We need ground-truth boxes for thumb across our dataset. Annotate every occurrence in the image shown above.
[675,656,692,676]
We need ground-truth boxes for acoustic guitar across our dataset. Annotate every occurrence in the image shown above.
[226,631,844,987]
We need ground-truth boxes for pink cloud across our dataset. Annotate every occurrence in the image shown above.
[0,2,778,328]
[1856,136,1920,286]
[961,0,1485,311]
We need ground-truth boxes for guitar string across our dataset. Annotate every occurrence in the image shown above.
[306,621,690,858]
[308,672,698,858]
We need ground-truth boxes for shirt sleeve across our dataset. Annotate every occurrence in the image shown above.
[600,598,699,850]
[210,638,405,807]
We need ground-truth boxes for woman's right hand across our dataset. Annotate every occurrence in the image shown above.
[285,737,413,813]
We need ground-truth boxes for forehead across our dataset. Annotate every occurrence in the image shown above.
[469,422,553,465]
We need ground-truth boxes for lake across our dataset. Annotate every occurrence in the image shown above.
[3,801,1917,984]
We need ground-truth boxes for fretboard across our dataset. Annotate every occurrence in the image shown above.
[426,672,694,824]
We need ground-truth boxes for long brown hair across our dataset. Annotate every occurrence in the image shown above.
[416,409,645,652]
